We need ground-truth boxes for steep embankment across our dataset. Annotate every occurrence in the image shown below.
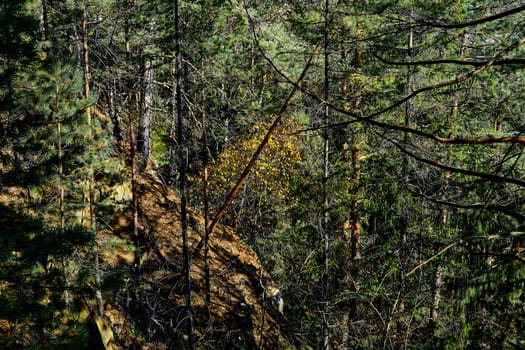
[105,173,290,349]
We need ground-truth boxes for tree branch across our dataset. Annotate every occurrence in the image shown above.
[192,44,320,255]
[391,139,525,188]
[257,31,524,128]
[295,118,525,145]
[405,186,525,222]
[419,4,525,29]
[408,231,525,277]
[245,4,525,198]
[372,51,525,67]
[290,39,525,146]
[366,39,525,119]
[406,241,460,277]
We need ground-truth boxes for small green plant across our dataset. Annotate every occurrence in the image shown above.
[129,328,147,343]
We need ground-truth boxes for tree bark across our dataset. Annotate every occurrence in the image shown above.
[54,77,71,309]
[322,1,330,348]
[125,1,140,281]
[348,8,364,328]
[82,0,103,317]
[138,58,153,171]
[175,0,194,347]
[201,59,212,328]
[41,0,49,41]
[430,265,443,323]
[108,76,123,143]
[350,146,361,264]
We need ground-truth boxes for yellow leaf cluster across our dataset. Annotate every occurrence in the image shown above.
[209,118,302,200]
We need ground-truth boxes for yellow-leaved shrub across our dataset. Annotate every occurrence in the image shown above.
[210,118,302,199]
[205,118,303,236]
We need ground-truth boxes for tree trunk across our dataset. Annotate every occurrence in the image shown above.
[82,0,103,317]
[138,58,153,171]
[201,59,212,328]
[109,76,123,143]
[55,79,71,309]
[394,21,414,345]
[348,13,364,324]
[41,0,49,41]
[338,311,350,350]
[175,0,195,347]
[125,3,140,281]
[322,1,331,348]
[430,265,443,323]
[350,146,361,264]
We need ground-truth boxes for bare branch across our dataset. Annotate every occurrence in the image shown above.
[419,4,525,29]
[192,43,320,255]
[408,232,525,277]
[366,39,525,119]
[372,51,525,67]
[391,139,525,188]
[406,241,460,277]
[290,39,525,146]
[245,4,525,195]
[295,118,525,145]
[406,186,525,222]
[256,31,524,127]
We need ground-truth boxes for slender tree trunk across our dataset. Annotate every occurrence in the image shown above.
[169,63,178,178]
[41,0,49,41]
[430,31,469,336]
[55,83,65,238]
[347,142,362,331]
[345,5,365,339]
[380,15,415,348]
[338,313,350,350]
[430,265,443,323]
[175,0,194,347]
[322,1,330,348]
[441,34,467,227]
[82,0,103,317]
[81,2,94,229]
[441,32,467,226]
[109,76,123,143]
[350,147,361,263]
[169,60,180,179]
[394,21,414,345]
[201,59,212,328]
[54,79,72,310]
[82,2,91,128]
[138,58,153,171]
[125,2,140,281]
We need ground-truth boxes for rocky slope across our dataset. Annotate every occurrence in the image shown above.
[102,173,291,349]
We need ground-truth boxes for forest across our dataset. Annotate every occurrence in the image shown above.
[1,0,524,349]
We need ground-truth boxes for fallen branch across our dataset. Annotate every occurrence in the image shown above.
[406,241,459,277]
[192,45,320,255]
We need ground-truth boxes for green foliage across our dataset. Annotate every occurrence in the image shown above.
[0,0,39,109]
[0,204,94,348]
[1,0,525,348]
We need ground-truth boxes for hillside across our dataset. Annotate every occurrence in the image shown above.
[109,173,291,349]
[0,172,292,349]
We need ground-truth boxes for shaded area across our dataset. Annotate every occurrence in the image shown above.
[0,202,95,348]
